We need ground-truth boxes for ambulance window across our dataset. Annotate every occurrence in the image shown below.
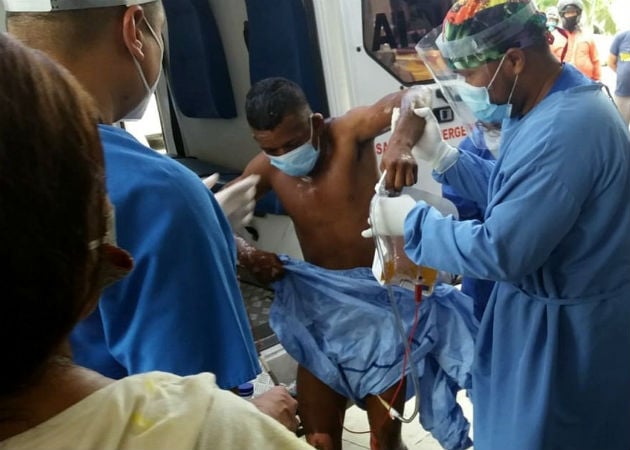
[362,0,455,84]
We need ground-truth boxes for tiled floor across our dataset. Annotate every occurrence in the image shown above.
[253,365,473,449]
[341,393,473,450]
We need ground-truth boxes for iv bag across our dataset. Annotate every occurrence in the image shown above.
[371,187,458,296]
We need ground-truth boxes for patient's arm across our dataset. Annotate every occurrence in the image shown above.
[236,235,285,286]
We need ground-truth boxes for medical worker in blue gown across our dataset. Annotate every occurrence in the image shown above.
[442,124,498,321]
[6,0,298,431]
[372,0,630,449]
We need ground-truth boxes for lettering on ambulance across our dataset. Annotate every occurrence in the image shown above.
[374,125,466,156]
[441,126,467,140]
[375,140,388,155]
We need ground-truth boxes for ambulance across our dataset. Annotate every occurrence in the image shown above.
[0,0,465,385]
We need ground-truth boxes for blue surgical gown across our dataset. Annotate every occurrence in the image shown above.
[404,64,630,449]
[271,256,476,450]
[71,125,260,389]
[442,127,496,320]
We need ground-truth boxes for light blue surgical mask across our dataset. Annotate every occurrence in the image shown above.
[267,117,319,177]
[455,54,518,124]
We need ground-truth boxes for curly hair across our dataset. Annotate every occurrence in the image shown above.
[245,77,311,131]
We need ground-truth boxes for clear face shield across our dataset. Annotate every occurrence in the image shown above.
[414,2,544,146]
[414,27,487,150]
[416,27,509,148]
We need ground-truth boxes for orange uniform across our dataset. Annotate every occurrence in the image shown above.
[551,28,600,81]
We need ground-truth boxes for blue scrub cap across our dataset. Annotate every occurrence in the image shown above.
[3,0,156,12]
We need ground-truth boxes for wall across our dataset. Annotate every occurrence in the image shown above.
[169,0,259,170]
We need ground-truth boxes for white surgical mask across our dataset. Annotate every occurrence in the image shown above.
[124,17,164,121]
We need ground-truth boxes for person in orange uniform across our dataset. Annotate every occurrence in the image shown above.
[550,0,600,81]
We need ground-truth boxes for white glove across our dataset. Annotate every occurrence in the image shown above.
[401,85,432,112]
[411,107,459,173]
[361,194,417,238]
[204,173,260,230]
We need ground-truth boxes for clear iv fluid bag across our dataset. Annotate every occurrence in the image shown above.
[372,187,458,296]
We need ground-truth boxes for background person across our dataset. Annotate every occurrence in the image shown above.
[609,27,630,126]
[376,0,630,448]
[545,6,559,31]
[550,0,601,81]
[0,32,312,450]
[6,0,297,430]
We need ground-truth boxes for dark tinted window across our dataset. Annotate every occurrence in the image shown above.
[362,0,455,83]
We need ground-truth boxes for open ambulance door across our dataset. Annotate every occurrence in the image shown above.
[143,0,465,384]
[148,0,464,384]
[1,0,465,387]
[152,0,462,257]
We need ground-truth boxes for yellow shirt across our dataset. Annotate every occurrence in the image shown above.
[0,372,311,450]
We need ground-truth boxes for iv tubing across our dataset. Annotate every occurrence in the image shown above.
[369,188,421,423]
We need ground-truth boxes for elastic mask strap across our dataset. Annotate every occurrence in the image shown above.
[308,114,320,151]
[143,16,164,53]
[487,53,507,91]
[130,16,164,92]
[308,114,314,143]
[507,73,519,105]
[132,57,151,93]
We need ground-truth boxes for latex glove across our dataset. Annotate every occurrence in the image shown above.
[411,107,459,173]
[361,194,417,238]
[251,386,300,432]
[400,85,432,112]
[204,174,260,230]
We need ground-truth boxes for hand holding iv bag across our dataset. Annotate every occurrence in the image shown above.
[365,182,458,295]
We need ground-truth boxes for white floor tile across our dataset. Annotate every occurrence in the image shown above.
[341,441,370,450]
[341,394,474,450]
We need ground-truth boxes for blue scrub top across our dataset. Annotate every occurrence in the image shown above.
[71,125,260,389]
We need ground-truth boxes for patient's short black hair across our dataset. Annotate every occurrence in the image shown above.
[245,77,311,131]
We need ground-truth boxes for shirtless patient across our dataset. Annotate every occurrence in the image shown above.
[236,77,407,450]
